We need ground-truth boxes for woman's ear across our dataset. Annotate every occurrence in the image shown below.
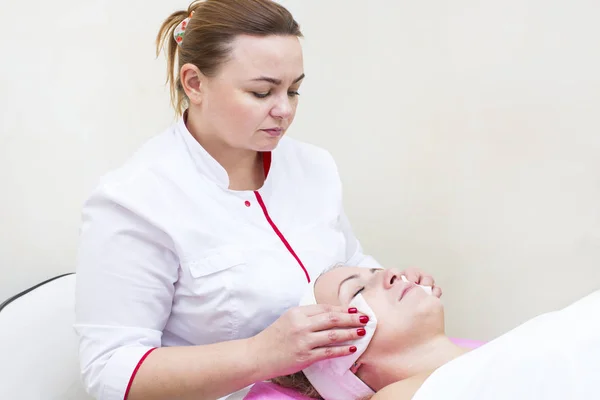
[350,360,363,374]
[180,63,204,106]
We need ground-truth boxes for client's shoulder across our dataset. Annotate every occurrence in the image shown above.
[371,370,435,400]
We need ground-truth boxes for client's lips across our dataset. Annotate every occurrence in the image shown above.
[399,284,416,301]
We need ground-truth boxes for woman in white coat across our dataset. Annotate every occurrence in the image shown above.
[74,1,442,400]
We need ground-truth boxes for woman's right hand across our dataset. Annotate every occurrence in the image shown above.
[250,304,370,379]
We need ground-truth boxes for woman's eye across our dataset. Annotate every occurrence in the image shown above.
[288,90,300,97]
[252,92,270,99]
[353,287,365,298]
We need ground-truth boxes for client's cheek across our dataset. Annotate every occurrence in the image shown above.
[361,293,385,314]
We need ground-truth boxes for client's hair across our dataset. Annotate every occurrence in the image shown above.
[271,372,374,400]
[271,372,322,398]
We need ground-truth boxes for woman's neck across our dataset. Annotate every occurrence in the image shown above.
[367,335,468,390]
[186,112,264,191]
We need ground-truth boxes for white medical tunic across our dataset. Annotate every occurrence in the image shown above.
[74,117,382,400]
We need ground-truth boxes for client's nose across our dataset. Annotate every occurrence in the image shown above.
[382,268,402,290]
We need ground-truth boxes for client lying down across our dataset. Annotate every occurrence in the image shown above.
[272,266,600,400]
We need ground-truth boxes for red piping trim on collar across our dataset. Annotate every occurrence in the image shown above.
[262,152,272,178]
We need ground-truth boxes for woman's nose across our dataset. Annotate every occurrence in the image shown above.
[270,95,293,119]
[382,268,402,290]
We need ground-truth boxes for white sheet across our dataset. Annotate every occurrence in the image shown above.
[220,386,252,400]
[412,289,600,400]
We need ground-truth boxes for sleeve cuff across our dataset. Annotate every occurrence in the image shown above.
[101,346,157,400]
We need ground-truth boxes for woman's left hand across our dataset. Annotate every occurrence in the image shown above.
[400,267,442,298]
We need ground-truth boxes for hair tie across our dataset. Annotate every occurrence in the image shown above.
[174,11,195,46]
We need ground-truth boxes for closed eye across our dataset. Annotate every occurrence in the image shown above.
[352,269,380,298]
[252,90,301,99]
[353,287,365,298]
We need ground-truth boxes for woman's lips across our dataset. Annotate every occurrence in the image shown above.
[262,128,283,137]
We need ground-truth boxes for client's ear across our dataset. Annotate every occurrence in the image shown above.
[351,361,363,374]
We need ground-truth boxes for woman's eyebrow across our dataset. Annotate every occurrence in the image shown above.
[337,268,379,296]
[337,274,360,296]
[249,73,305,86]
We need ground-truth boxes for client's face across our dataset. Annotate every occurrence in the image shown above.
[314,266,445,389]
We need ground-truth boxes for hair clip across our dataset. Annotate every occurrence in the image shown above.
[174,11,195,45]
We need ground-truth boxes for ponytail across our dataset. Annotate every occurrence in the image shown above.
[155,8,191,114]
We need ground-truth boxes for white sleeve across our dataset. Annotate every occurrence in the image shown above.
[339,208,384,269]
[74,185,179,400]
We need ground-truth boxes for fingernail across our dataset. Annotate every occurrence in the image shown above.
[349,346,357,353]
[348,307,358,314]
[359,315,369,324]
[357,328,366,336]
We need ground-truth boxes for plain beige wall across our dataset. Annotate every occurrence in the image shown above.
[1,0,599,341]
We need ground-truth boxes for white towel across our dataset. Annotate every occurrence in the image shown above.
[412,289,600,400]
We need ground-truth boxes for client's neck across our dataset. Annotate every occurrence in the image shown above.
[367,335,467,390]
[395,335,466,378]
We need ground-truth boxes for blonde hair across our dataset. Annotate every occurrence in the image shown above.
[155,0,303,115]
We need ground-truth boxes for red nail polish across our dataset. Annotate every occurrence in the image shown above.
[348,308,358,314]
[357,328,366,336]
[349,346,357,353]
[359,315,369,324]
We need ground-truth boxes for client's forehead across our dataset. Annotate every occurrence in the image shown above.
[314,266,366,306]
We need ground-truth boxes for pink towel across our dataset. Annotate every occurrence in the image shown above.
[244,338,486,399]
[449,337,486,349]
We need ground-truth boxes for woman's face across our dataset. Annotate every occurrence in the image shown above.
[192,34,304,152]
[314,266,445,388]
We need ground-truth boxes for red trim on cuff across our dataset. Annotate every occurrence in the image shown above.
[123,347,158,400]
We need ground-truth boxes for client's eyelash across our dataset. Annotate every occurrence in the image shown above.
[353,287,365,298]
